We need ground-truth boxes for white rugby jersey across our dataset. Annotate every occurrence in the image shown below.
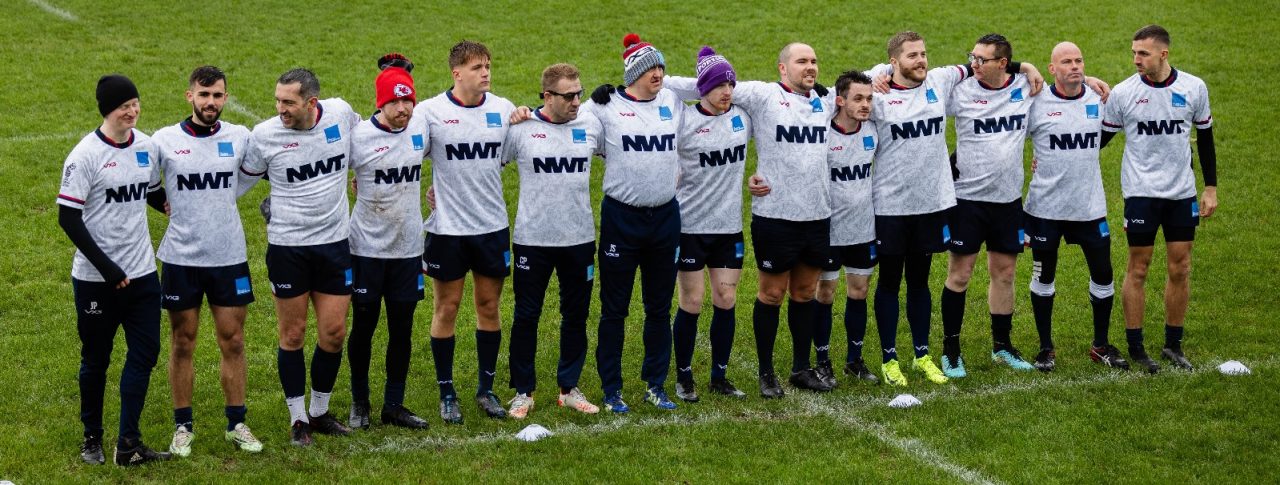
[676,103,751,234]
[348,113,429,259]
[505,108,603,247]
[949,73,1032,203]
[152,119,251,267]
[827,120,877,246]
[1025,85,1107,221]
[241,99,359,247]
[1103,69,1212,199]
[869,64,970,215]
[57,129,160,281]
[580,87,682,207]
[667,77,834,222]
[414,90,515,235]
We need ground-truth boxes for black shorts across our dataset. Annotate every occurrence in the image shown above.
[1024,214,1111,250]
[677,232,745,272]
[265,240,352,298]
[1124,197,1198,246]
[947,198,1025,255]
[423,228,511,282]
[750,216,830,273]
[352,255,425,303]
[875,210,950,256]
[160,261,255,311]
[823,241,878,274]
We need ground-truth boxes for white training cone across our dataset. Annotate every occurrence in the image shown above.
[888,394,922,408]
[1218,360,1252,376]
[515,424,554,442]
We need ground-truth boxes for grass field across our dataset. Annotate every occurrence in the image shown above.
[2,0,1279,483]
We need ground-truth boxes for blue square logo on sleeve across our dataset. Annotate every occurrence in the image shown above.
[234,276,252,295]
[1086,104,1100,119]
[1010,88,1024,103]
[217,142,235,158]
[1172,92,1187,108]
[810,97,824,112]
[411,134,424,151]
[926,88,938,104]
[572,128,587,144]
[659,106,673,121]
[135,151,150,167]
[344,268,353,286]
[862,135,876,151]
[486,112,502,128]
[731,115,745,132]
[324,125,342,143]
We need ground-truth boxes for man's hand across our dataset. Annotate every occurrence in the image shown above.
[426,185,436,210]
[1085,76,1111,103]
[1020,63,1044,96]
[510,106,532,125]
[872,74,891,94]
[1030,157,1039,174]
[748,174,771,197]
[163,201,171,217]
[115,278,131,290]
[591,84,615,105]
[1200,186,1218,217]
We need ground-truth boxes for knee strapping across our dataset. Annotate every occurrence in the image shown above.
[1089,280,1115,299]
[1029,278,1056,297]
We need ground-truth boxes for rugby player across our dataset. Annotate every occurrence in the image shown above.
[1102,25,1217,373]
[240,68,361,445]
[58,74,171,465]
[150,66,262,456]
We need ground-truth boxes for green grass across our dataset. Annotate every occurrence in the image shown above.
[2,0,1278,482]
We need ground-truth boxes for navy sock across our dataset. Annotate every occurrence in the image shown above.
[1031,294,1055,350]
[476,330,501,395]
[672,308,699,382]
[1090,294,1114,348]
[940,287,965,359]
[310,345,342,394]
[277,347,307,399]
[906,287,931,358]
[874,255,903,363]
[709,306,735,380]
[752,299,780,375]
[384,381,406,408]
[845,297,867,363]
[347,302,379,404]
[787,299,814,372]
[991,313,1013,352]
[1126,328,1146,357]
[174,407,193,429]
[225,405,246,431]
[430,336,457,398]
[384,300,416,406]
[1165,324,1184,351]
[813,301,833,363]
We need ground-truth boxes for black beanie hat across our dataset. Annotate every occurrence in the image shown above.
[96,74,138,117]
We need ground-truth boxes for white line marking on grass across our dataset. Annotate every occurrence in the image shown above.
[0,131,83,143]
[26,0,77,21]
[225,97,263,124]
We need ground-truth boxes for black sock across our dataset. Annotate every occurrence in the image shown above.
[708,306,735,380]
[225,405,246,431]
[1165,324,1184,351]
[1031,293,1055,350]
[174,406,193,429]
[752,299,780,375]
[384,300,416,407]
[845,297,867,364]
[430,336,457,398]
[875,255,904,363]
[1126,328,1146,357]
[672,308,699,382]
[991,313,1013,352]
[813,300,833,363]
[310,345,343,394]
[1090,294,1113,348]
[906,287,931,358]
[941,287,966,359]
[476,329,501,395]
[788,299,814,372]
[277,347,307,399]
[347,302,380,404]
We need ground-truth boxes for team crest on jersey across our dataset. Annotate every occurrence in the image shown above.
[324,125,342,143]
[1010,88,1024,103]
[810,98,824,112]
[572,128,587,144]
[1172,92,1187,108]
[486,112,502,128]
[1086,104,1100,119]
[659,106,673,121]
[411,134,425,151]
[218,142,235,158]
[731,115,745,132]
[926,88,938,104]
[862,135,875,151]
[135,151,150,167]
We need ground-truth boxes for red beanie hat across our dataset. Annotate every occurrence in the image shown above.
[375,67,416,108]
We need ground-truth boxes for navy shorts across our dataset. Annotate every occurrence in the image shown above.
[750,216,830,273]
[678,232,745,272]
[823,241,878,273]
[352,255,425,303]
[1024,214,1111,250]
[423,228,511,282]
[265,240,352,298]
[947,198,1025,255]
[1124,197,1198,246]
[160,261,254,311]
[875,210,950,256]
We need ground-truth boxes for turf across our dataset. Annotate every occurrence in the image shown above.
[2,0,1278,483]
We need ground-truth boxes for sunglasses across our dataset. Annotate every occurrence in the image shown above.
[541,89,583,101]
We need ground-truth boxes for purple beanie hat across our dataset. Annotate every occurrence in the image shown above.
[695,46,736,97]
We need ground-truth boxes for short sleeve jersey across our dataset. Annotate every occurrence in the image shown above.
[948,73,1032,203]
[676,103,752,234]
[827,120,878,246]
[348,113,429,259]
[57,129,161,281]
[241,98,360,247]
[1103,69,1213,199]
[414,90,516,236]
[505,109,603,247]
[580,87,683,207]
[152,120,251,266]
[870,65,970,215]
[1025,85,1107,221]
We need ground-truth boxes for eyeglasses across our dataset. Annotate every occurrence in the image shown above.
[541,89,583,101]
[967,53,1004,66]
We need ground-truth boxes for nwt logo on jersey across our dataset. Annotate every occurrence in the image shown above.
[374,165,422,184]
[218,142,235,157]
[286,154,345,183]
[1049,133,1098,150]
[486,112,502,128]
[1136,120,1185,135]
[890,117,944,140]
[621,134,675,152]
[412,134,424,151]
[445,142,502,160]
[324,125,342,143]
[698,144,746,168]
[831,162,872,182]
[974,114,1026,134]
[533,157,589,173]
[775,125,826,144]
[104,182,149,203]
[176,171,233,191]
